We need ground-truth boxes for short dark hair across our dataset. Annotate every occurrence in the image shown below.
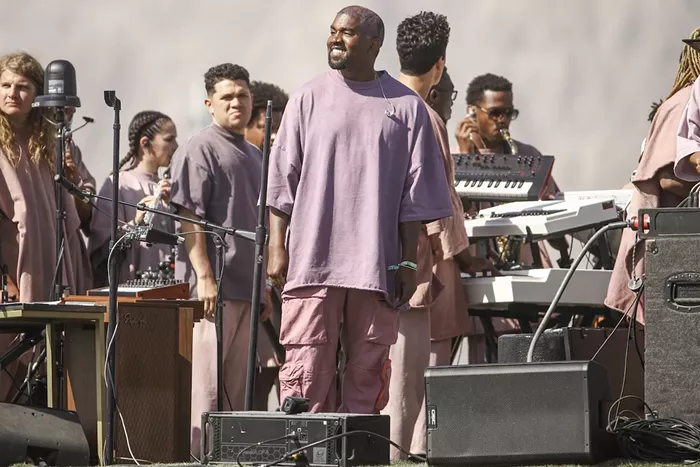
[337,5,385,45]
[466,73,512,105]
[248,81,289,125]
[204,63,250,96]
[396,11,450,76]
[433,66,453,90]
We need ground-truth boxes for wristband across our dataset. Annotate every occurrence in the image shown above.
[388,261,418,272]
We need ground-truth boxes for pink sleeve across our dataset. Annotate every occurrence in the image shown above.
[675,77,700,181]
[399,105,453,223]
[267,97,302,216]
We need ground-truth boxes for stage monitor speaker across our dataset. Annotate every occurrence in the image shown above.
[498,327,645,418]
[201,411,389,466]
[425,361,617,466]
[645,234,700,424]
[0,403,90,466]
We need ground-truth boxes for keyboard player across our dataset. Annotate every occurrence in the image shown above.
[455,73,569,266]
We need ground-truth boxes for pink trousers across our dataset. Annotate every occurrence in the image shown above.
[190,300,250,458]
[278,286,399,414]
[381,309,453,460]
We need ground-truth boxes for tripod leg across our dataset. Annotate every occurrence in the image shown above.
[12,346,47,404]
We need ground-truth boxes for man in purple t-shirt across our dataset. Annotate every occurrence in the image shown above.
[169,63,263,456]
[266,6,453,415]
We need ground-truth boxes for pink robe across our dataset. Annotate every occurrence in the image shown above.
[89,167,174,286]
[606,85,693,324]
[0,143,87,401]
[676,76,700,180]
[425,106,473,341]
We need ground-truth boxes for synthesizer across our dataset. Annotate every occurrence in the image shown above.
[463,196,620,239]
[462,268,612,309]
[453,153,555,202]
[556,189,632,212]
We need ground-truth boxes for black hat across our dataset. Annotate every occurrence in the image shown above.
[683,39,700,53]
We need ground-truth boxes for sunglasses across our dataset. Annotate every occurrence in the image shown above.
[434,88,458,102]
[476,105,519,121]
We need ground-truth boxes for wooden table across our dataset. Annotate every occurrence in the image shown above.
[0,302,106,464]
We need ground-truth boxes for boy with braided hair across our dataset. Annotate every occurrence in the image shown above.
[88,110,179,286]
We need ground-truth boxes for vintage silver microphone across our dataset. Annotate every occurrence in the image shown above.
[144,167,170,227]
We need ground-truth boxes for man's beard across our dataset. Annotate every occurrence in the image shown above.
[328,55,348,70]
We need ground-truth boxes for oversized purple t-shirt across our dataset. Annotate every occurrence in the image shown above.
[267,70,453,299]
[169,123,262,302]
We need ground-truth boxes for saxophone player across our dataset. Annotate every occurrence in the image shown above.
[455,73,569,264]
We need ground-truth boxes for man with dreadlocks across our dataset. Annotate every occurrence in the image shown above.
[266,5,452,415]
[605,31,700,324]
[676,39,700,179]
[88,111,178,287]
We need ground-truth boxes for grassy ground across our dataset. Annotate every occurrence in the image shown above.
[7,462,694,467]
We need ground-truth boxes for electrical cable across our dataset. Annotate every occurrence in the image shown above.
[527,220,630,362]
[262,430,426,467]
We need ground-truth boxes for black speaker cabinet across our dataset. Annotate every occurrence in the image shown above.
[425,361,617,466]
[201,411,389,466]
[498,328,645,417]
[0,403,90,466]
[645,233,700,424]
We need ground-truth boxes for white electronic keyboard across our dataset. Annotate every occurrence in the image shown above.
[462,268,611,310]
[557,189,632,212]
[463,191,627,239]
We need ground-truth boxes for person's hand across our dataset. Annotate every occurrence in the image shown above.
[156,178,171,204]
[64,143,80,184]
[133,195,156,225]
[456,118,486,153]
[197,275,218,318]
[459,254,501,276]
[267,245,288,291]
[1,275,19,303]
[394,266,417,309]
[259,287,274,322]
[429,233,444,262]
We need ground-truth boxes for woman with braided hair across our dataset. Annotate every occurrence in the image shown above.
[88,110,179,287]
[605,30,700,324]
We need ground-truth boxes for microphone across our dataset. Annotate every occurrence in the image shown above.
[54,174,91,203]
[121,224,184,247]
[144,168,170,227]
[32,60,81,109]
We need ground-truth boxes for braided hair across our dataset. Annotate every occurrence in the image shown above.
[648,28,700,121]
[117,110,171,171]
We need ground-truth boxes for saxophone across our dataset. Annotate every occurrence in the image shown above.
[500,128,519,155]
[495,128,521,267]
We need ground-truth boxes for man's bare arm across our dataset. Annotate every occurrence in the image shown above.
[177,206,217,316]
[267,207,290,290]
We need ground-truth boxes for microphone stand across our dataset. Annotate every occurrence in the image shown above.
[244,101,273,410]
[103,90,120,466]
[56,172,255,418]
[52,107,68,301]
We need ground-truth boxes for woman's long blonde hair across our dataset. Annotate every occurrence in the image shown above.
[0,52,56,169]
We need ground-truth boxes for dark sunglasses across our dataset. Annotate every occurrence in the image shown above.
[476,105,519,120]
[434,88,458,102]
